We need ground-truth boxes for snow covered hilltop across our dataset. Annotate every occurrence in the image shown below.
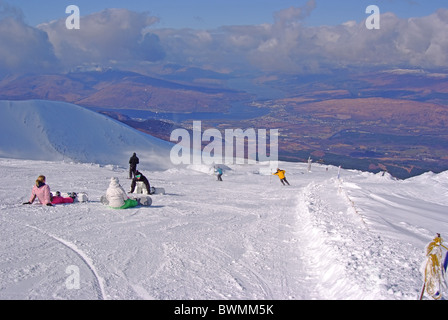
[0,99,447,300]
[0,100,173,171]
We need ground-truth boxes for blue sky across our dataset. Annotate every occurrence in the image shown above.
[9,0,448,29]
[2,0,448,76]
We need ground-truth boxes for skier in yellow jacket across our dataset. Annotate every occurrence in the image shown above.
[273,168,290,186]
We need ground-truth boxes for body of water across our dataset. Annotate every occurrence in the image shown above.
[89,102,270,122]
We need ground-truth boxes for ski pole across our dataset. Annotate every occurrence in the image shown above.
[419,282,426,300]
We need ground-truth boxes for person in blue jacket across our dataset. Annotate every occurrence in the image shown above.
[214,166,223,181]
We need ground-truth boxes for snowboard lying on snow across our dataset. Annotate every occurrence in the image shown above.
[59,192,89,202]
[135,195,152,206]
[150,187,165,195]
[100,195,152,207]
[133,181,165,195]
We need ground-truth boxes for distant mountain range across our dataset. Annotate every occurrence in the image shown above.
[1,66,448,178]
[0,69,249,113]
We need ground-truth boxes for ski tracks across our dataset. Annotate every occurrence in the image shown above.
[0,213,107,300]
[296,178,425,299]
[28,227,108,300]
[296,180,387,299]
[139,184,303,300]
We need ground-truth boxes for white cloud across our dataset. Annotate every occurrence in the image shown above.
[1,4,448,76]
[0,17,58,75]
[38,8,164,69]
[153,8,448,74]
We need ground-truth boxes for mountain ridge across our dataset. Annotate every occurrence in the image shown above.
[0,69,249,113]
[0,99,173,171]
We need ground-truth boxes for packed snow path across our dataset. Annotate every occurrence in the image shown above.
[0,158,446,300]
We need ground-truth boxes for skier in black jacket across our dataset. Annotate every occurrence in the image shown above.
[129,171,152,194]
[129,153,139,179]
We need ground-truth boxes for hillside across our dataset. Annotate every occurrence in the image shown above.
[0,70,249,113]
[0,100,173,171]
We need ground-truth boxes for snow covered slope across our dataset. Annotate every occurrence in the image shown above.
[0,99,447,301]
[0,158,447,300]
[0,100,173,171]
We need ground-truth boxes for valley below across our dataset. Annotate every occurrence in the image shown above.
[2,67,448,179]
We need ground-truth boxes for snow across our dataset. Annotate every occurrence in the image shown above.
[0,100,173,171]
[0,99,447,300]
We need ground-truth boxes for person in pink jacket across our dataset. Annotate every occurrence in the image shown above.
[23,175,74,206]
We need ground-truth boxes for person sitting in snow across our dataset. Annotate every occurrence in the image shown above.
[23,175,76,206]
[106,177,138,209]
[129,171,152,194]
[273,168,290,186]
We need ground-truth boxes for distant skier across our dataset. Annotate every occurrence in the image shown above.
[105,177,138,209]
[129,171,152,194]
[273,168,290,186]
[23,175,75,206]
[129,152,139,179]
[214,166,223,181]
[307,157,312,172]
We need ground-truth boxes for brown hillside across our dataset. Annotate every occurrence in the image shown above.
[286,98,448,128]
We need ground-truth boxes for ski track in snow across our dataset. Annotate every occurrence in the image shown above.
[297,178,426,299]
[0,158,446,300]
[0,214,106,300]
[25,226,107,300]
[297,180,381,299]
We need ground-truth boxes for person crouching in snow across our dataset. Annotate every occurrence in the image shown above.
[273,168,290,186]
[106,177,138,209]
[129,171,151,194]
[23,175,75,206]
